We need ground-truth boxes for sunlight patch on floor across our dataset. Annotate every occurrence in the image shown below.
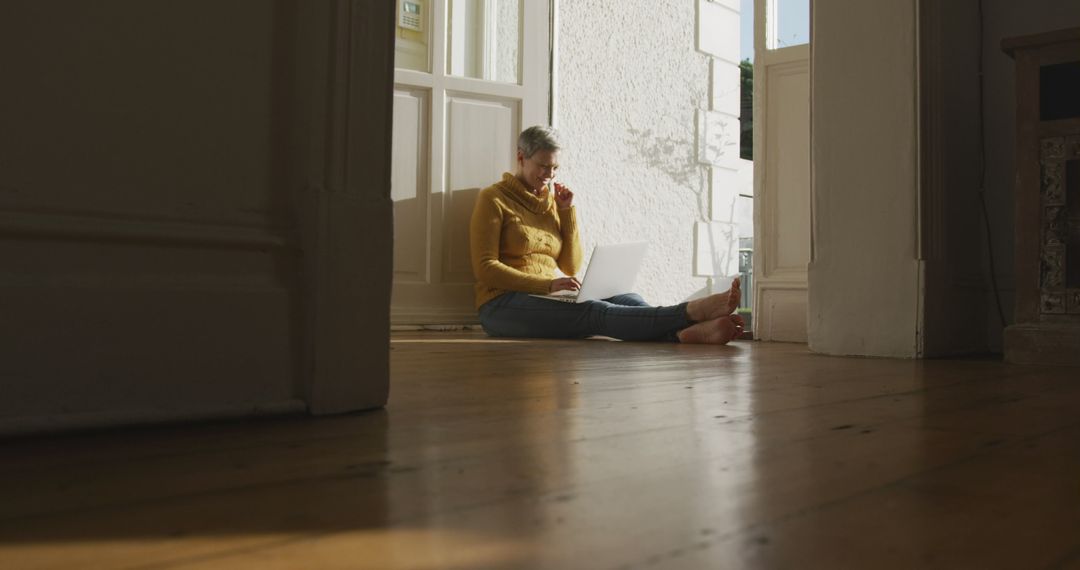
[1,529,531,570]
[390,338,533,344]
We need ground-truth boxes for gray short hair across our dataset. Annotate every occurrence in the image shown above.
[517,125,562,158]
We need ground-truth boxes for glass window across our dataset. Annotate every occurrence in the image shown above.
[1040,62,1080,121]
[768,0,809,50]
[447,0,522,83]
[741,0,754,61]
[738,236,754,334]
[395,0,430,72]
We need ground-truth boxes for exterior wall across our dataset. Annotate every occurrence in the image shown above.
[496,0,519,82]
[554,0,745,305]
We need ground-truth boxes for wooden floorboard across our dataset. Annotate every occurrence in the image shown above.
[1,333,1078,569]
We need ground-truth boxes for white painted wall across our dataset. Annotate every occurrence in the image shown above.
[805,0,1079,358]
[551,0,1075,353]
[808,0,922,357]
[554,0,746,306]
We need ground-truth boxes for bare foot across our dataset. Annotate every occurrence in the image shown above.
[678,314,745,345]
[686,278,741,322]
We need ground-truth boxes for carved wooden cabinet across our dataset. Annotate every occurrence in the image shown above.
[1002,28,1080,365]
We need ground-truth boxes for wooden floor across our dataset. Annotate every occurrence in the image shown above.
[3,333,1080,569]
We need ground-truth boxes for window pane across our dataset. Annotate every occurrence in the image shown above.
[447,0,521,83]
[1040,62,1080,121]
[769,0,809,49]
[395,0,430,72]
[740,0,754,61]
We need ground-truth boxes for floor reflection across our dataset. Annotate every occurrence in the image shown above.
[4,336,1080,568]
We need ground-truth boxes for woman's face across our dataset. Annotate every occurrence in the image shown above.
[517,149,560,192]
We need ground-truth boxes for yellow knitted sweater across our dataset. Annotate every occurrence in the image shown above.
[470,172,583,308]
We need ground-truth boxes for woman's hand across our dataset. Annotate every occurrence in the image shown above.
[549,277,581,293]
[553,182,574,210]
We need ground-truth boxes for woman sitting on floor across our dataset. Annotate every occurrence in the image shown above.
[468,125,744,344]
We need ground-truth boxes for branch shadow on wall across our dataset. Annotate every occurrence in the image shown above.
[625,128,704,193]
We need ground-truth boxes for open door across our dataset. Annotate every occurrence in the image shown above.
[752,0,811,341]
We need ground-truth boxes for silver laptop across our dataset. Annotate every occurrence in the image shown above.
[530,242,648,303]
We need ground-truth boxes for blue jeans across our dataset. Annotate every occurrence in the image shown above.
[478,292,691,342]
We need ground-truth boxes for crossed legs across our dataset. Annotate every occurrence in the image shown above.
[477,280,745,345]
[678,279,745,345]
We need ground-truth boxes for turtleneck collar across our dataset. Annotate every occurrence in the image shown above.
[495,172,553,214]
